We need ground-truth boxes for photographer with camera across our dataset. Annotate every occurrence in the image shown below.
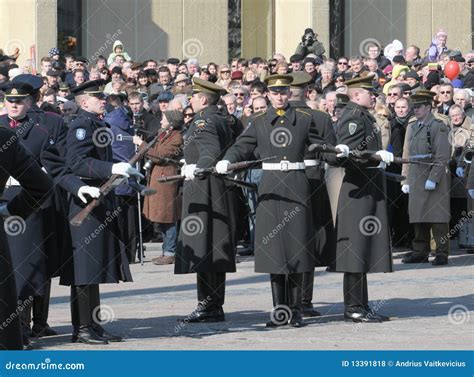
[295,28,325,59]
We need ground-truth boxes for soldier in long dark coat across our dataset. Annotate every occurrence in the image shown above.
[288,71,337,317]
[334,75,393,323]
[64,80,140,344]
[401,90,451,265]
[217,74,337,327]
[175,78,235,323]
[0,109,53,350]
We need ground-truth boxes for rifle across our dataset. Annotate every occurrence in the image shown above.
[70,134,159,226]
[308,143,441,166]
[157,156,276,186]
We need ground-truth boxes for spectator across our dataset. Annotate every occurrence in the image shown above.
[143,110,184,265]
[453,89,474,118]
[149,67,173,97]
[294,28,325,58]
[39,57,53,77]
[405,45,421,64]
[348,56,365,79]
[107,40,132,64]
[427,29,448,62]
[104,66,124,94]
[216,64,231,88]
[437,83,454,115]
[186,58,199,76]
[222,93,237,116]
[367,43,391,69]
[289,54,303,72]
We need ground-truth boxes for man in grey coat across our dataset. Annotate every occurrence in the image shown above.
[401,90,451,265]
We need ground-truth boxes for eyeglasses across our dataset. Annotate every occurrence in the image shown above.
[234,93,245,97]
[338,61,348,65]
[184,113,194,118]
[388,93,399,97]
[440,91,452,94]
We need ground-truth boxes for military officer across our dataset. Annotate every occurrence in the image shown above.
[288,71,337,317]
[175,78,235,323]
[401,90,451,265]
[0,123,53,350]
[64,80,140,344]
[217,74,342,327]
[0,78,99,345]
[334,75,393,323]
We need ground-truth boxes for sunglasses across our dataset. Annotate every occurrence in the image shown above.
[221,70,230,74]
[388,93,399,96]
[184,113,194,118]
[234,93,245,97]
[338,62,348,65]
[440,91,452,94]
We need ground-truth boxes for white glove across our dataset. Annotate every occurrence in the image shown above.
[425,179,437,191]
[401,184,409,194]
[77,186,101,204]
[0,203,10,217]
[456,167,464,178]
[469,189,474,199]
[335,144,350,158]
[181,164,197,180]
[216,160,231,174]
[375,150,394,165]
[111,162,144,179]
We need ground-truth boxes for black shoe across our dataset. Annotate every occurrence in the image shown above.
[178,306,225,323]
[92,324,123,342]
[344,308,383,323]
[402,253,429,264]
[31,323,58,337]
[22,334,31,348]
[431,256,448,266]
[72,326,108,345]
[364,306,390,322]
[289,308,306,328]
[266,305,291,328]
[301,303,321,317]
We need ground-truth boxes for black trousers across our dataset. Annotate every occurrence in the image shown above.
[32,279,52,327]
[343,272,368,311]
[70,285,101,328]
[413,223,449,257]
[196,272,226,310]
[270,273,303,309]
[117,196,138,263]
[301,271,314,306]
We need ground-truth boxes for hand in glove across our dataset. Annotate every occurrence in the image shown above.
[0,203,10,217]
[111,162,144,179]
[456,167,464,178]
[335,144,350,158]
[215,160,231,174]
[401,184,409,194]
[425,179,437,191]
[181,164,197,180]
[77,186,101,204]
[375,150,394,165]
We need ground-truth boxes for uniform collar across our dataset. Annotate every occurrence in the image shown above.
[267,105,296,125]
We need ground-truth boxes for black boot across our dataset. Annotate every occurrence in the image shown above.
[402,252,429,263]
[343,273,382,323]
[301,271,321,317]
[31,280,58,337]
[361,275,390,322]
[288,273,306,328]
[181,273,225,323]
[71,286,108,345]
[89,285,123,342]
[19,299,32,347]
[266,274,289,328]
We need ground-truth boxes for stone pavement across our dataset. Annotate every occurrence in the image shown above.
[32,244,473,350]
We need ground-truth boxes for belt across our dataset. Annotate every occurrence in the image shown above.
[262,161,305,171]
[304,159,321,167]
